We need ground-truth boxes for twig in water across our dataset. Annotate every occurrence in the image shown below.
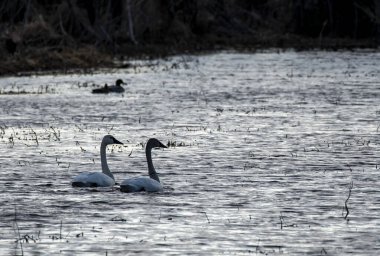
[9,135,14,147]
[279,211,297,229]
[50,126,60,141]
[107,125,114,134]
[279,212,284,230]
[13,206,24,256]
[30,128,39,145]
[201,211,210,224]
[110,216,126,222]
[344,181,354,220]
[60,220,62,239]
[75,124,84,132]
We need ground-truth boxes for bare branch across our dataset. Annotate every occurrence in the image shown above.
[344,181,354,220]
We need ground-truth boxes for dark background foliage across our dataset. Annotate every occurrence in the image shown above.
[0,0,379,74]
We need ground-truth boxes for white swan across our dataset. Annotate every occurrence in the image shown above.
[120,138,167,193]
[72,135,123,187]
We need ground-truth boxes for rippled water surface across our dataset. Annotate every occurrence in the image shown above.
[0,51,379,255]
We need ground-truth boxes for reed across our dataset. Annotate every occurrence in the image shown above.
[343,181,354,221]
[13,206,23,256]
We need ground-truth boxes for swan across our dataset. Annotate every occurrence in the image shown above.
[71,135,123,187]
[120,138,167,193]
[92,79,126,94]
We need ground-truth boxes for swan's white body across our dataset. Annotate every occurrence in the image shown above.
[72,172,115,187]
[72,135,123,187]
[120,138,166,193]
[121,177,163,192]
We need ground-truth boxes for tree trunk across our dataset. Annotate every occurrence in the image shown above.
[375,0,380,43]
[326,0,334,37]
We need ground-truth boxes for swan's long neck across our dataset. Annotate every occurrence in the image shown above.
[146,146,160,182]
[100,141,114,180]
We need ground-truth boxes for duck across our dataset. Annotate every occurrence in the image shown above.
[92,79,126,94]
[71,135,123,187]
[120,138,167,193]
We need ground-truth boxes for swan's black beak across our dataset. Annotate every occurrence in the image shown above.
[113,138,123,145]
[159,141,167,148]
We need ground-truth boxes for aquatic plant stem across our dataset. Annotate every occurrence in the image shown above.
[344,181,354,220]
[60,220,62,239]
[14,206,24,256]
[201,211,210,224]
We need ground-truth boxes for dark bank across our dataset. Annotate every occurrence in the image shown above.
[1,0,379,75]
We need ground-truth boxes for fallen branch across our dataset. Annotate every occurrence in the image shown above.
[344,181,354,220]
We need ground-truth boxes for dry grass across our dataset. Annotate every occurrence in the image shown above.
[0,46,114,76]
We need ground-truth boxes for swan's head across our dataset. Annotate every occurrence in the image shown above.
[115,79,126,86]
[102,135,123,145]
[146,138,167,149]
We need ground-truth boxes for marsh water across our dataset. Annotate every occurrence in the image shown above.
[0,51,379,255]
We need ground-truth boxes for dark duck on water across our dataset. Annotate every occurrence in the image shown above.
[92,79,126,94]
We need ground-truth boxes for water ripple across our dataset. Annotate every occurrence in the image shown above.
[0,50,379,255]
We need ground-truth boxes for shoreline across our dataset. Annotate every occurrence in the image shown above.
[0,36,378,77]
